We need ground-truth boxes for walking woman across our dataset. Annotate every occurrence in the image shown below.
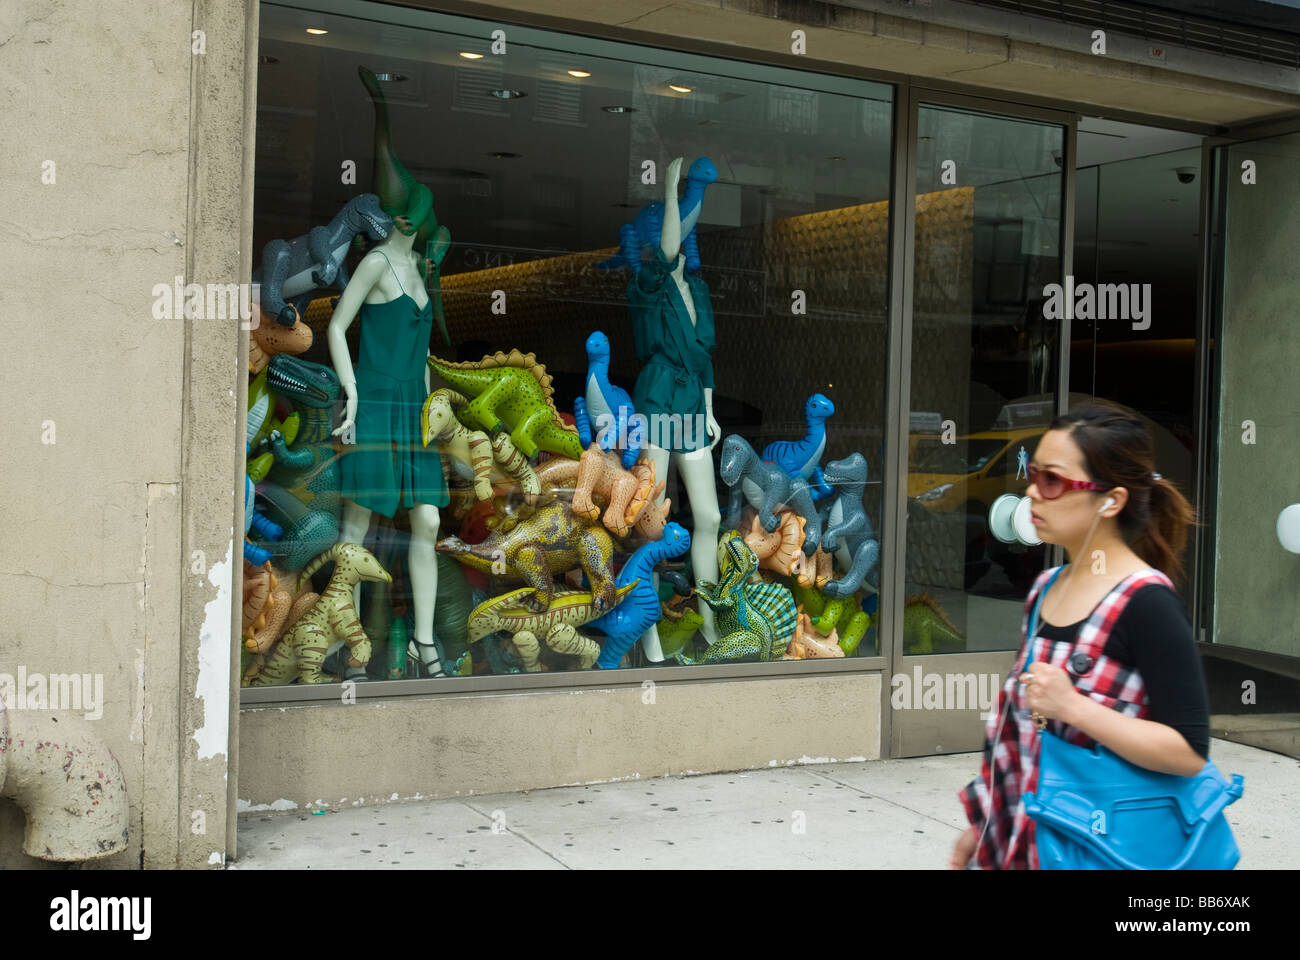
[951,400,1209,869]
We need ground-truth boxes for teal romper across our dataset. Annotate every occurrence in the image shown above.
[629,248,716,453]
[340,251,448,517]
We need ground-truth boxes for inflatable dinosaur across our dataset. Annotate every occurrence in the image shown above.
[574,330,642,469]
[467,585,634,671]
[246,542,391,685]
[530,445,658,538]
[437,500,619,613]
[720,433,822,555]
[790,580,871,656]
[253,193,393,326]
[249,303,313,374]
[588,522,691,669]
[250,355,343,572]
[761,393,836,502]
[675,531,797,664]
[421,388,539,500]
[359,65,451,345]
[598,157,718,274]
[426,349,582,460]
[818,453,881,598]
[783,607,845,659]
[903,593,965,654]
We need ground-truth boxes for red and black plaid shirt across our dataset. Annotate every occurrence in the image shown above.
[958,564,1175,870]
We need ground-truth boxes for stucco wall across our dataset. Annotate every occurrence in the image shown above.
[237,673,882,813]
[0,0,254,869]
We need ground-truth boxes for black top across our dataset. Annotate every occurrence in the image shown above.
[1036,584,1211,758]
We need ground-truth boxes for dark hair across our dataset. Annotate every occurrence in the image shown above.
[1048,399,1198,586]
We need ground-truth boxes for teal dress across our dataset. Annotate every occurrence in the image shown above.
[629,248,716,453]
[340,251,448,518]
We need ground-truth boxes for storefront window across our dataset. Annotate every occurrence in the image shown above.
[905,104,1064,655]
[242,1,894,686]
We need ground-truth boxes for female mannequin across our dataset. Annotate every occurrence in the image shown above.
[329,213,449,677]
[631,157,723,654]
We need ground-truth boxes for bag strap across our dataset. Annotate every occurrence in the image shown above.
[1024,565,1065,669]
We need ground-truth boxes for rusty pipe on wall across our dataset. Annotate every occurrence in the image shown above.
[0,698,129,861]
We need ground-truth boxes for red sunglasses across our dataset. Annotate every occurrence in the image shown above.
[1026,465,1113,500]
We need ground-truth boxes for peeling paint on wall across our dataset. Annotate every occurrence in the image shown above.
[193,540,233,761]
[237,798,299,813]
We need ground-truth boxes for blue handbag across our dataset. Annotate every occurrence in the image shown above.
[1020,567,1244,870]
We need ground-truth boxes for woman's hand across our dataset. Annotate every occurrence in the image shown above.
[950,826,978,869]
[1021,661,1084,723]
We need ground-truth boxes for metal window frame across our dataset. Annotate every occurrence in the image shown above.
[245,0,1238,713]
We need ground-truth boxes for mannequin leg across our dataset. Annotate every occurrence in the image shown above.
[340,498,373,615]
[408,503,445,677]
[677,447,721,646]
[637,443,673,661]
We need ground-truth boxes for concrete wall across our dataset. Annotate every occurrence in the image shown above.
[237,673,882,812]
[0,0,255,869]
[1213,133,1300,659]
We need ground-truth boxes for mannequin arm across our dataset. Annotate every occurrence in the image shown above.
[659,156,683,263]
[328,252,386,436]
[704,387,721,451]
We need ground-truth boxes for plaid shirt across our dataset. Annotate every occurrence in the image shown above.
[958,564,1175,869]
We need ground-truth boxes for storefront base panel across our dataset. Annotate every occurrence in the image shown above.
[236,673,882,818]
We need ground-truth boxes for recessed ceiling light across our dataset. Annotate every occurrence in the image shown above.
[373,73,407,82]
[305,27,328,35]
[459,51,484,59]
[602,105,636,114]
[568,69,591,78]
[487,151,522,159]
[488,89,526,100]
[668,83,692,93]
[829,155,846,161]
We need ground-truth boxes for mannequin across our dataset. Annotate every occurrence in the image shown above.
[328,213,449,678]
[630,157,723,655]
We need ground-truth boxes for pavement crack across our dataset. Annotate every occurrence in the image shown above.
[459,799,573,869]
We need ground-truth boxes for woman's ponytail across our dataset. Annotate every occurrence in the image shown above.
[1131,474,1198,588]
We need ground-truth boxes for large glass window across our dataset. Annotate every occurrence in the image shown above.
[242,2,893,686]
[904,104,1065,655]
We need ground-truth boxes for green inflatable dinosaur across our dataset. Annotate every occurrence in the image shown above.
[359,65,451,346]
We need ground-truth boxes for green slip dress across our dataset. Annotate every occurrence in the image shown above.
[339,250,449,518]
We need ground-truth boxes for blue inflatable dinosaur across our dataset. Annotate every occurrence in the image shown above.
[573,330,643,470]
[761,393,836,502]
[597,157,718,274]
[589,523,692,668]
[818,453,881,599]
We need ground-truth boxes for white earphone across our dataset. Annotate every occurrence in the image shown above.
[1098,496,1116,515]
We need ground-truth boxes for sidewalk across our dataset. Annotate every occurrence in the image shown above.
[230,739,1298,869]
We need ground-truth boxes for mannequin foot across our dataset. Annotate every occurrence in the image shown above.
[409,637,448,678]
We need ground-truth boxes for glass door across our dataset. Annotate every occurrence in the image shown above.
[1199,121,1300,759]
[890,93,1069,757]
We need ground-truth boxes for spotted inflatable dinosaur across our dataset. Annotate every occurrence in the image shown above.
[427,349,582,461]
[437,500,619,613]
[674,531,797,664]
[246,542,391,686]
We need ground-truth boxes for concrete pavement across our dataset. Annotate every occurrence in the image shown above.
[230,738,1298,869]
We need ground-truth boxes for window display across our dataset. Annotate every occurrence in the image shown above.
[244,2,893,685]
